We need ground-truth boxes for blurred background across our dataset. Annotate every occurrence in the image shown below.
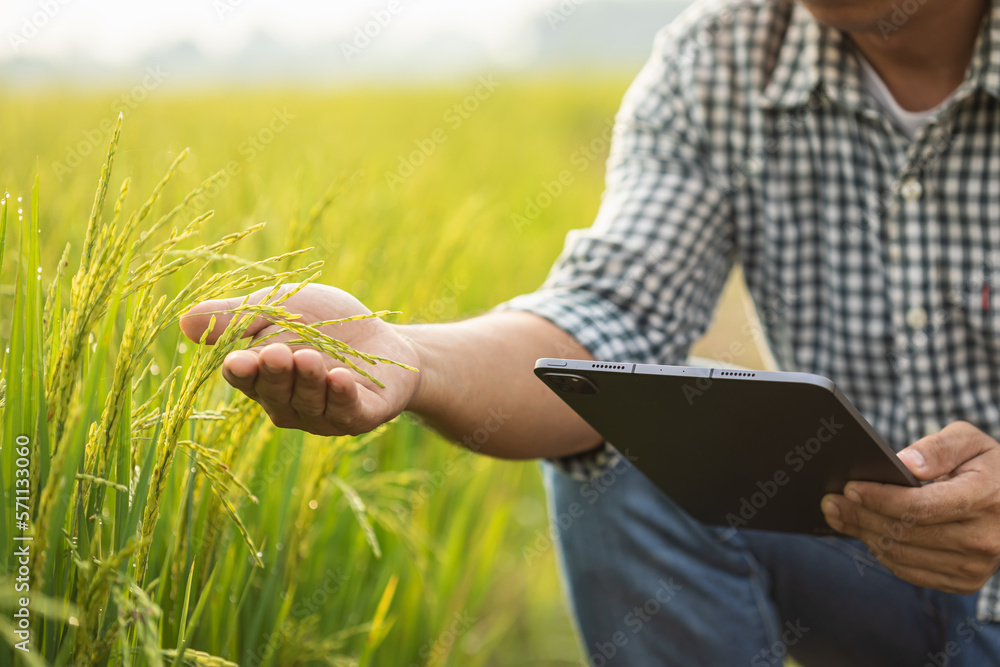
[2,0,691,86]
[0,1,774,665]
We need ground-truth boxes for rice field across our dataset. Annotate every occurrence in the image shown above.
[0,78,770,666]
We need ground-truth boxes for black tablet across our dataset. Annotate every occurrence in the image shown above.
[534,358,920,535]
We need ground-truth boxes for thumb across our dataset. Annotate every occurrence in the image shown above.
[897,423,992,481]
[179,288,276,344]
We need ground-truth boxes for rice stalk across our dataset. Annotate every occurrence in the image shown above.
[133,303,263,583]
[3,115,418,665]
[280,170,360,273]
[185,451,261,565]
[160,648,238,667]
[241,305,417,387]
[178,440,255,501]
[82,224,313,523]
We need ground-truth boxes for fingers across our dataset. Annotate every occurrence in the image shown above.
[179,295,270,344]
[327,367,356,395]
[848,517,994,595]
[873,558,984,595]
[179,285,296,344]
[220,344,384,436]
[252,344,302,429]
[822,493,990,594]
[842,438,1000,525]
[898,421,993,481]
[222,350,260,399]
[323,368,374,436]
[823,423,1000,596]
[289,349,328,417]
[822,493,961,551]
[837,479,951,524]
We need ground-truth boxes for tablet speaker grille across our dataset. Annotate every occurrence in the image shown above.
[718,371,756,378]
[591,363,628,371]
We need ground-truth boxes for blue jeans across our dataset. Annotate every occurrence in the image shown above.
[543,459,1000,666]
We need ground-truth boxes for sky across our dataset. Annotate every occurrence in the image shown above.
[0,0,573,65]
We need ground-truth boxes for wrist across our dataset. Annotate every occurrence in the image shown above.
[394,322,435,416]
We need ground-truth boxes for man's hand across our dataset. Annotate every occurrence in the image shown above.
[179,284,421,437]
[180,283,600,459]
[821,421,1000,594]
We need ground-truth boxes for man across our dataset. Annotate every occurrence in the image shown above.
[180,0,1000,663]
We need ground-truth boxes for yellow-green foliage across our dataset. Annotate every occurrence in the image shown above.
[0,77,632,666]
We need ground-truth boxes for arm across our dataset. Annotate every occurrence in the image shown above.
[179,287,601,460]
[404,312,601,458]
[181,19,737,465]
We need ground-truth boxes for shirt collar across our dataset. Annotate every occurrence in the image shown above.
[962,0,1000,100]
[758,0,1000,111]
[758,2,823,110]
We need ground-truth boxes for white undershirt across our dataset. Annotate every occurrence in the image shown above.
[857,55,955,140]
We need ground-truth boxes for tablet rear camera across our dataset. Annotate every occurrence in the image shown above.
[544,372,598,395]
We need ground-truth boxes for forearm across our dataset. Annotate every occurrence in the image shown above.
[401,310,602,459]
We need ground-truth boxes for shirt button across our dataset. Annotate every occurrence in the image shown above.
[900,179,923,201]
[906,306,928,329]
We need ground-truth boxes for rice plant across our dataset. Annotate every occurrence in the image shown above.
[0,116,415,666]
[0,81,649,667]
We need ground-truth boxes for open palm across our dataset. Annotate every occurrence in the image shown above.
[179,283,421,436]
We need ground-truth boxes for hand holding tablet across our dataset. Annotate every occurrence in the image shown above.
[535,358,919,535]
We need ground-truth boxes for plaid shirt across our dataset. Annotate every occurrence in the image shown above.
[498,0,1000,621]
